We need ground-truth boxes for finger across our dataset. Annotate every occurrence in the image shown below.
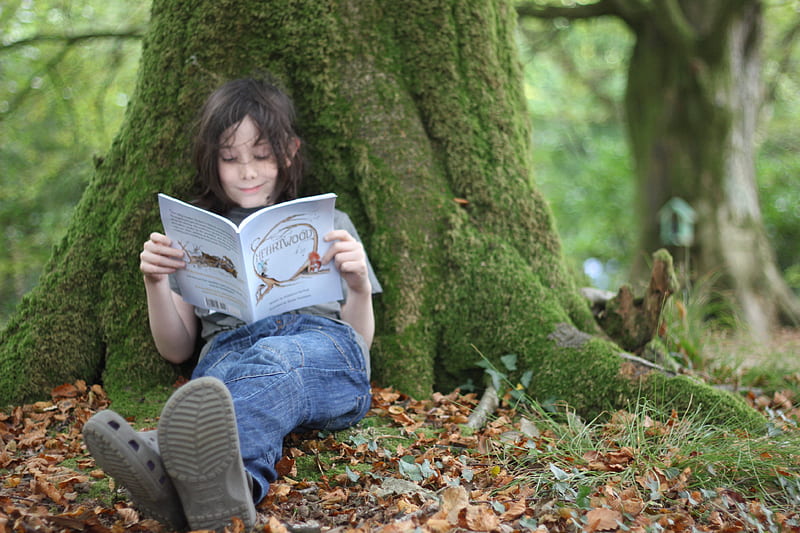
[143,239,185,259]
[323,239,363,265]
[332,247,365,267]
[337,260,371,293]
[140,249,186,270]
[324,229,355,242]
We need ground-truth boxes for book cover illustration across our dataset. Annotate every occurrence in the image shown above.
[179,244,239,279]
[250,213,331,302]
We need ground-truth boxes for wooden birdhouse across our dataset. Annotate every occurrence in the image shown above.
[659,197,696,247]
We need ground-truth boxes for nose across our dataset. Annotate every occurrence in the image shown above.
[241,159,258,180]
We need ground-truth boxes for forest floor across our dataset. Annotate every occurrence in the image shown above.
[1,330,800,533]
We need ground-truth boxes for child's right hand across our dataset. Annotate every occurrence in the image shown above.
[140,232,187,282]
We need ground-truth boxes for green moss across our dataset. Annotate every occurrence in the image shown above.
[294,454,331,482]
[102,384,176,422]
[642,373,766,432]
[85,476,115,506]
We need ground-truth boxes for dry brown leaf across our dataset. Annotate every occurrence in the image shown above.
[51,384,79,399]
[320,486,347,506]
[619,487,644,515]
[0,450,14,469]
[584,507,621,532]
[275,456,296,478]
[116,506,140,527]
[464,504,501,532]
[425,518,453,533]
[31,476,65,505]
[395,497,419,514]
[269,483,292,498]
[228,516,247,532]
[500,498,527,520]
[439,485,469,523]
[379,520,417,532]
[265,515,289,533]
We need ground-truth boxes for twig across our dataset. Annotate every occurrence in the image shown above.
[466,383,499,430]
[1,29,144,52]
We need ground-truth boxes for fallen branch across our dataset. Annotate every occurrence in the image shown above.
[466,383,499,430]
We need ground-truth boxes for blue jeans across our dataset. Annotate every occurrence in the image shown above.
[191,313,372,502]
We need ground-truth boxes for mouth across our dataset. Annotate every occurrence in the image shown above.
[239,184,263,194]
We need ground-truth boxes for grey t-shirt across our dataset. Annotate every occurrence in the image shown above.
[169,207,382,367]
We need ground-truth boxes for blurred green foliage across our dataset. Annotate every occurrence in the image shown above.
[519,15,634,289]
[1,0,148,325]
[759,98,800,292]
[0,0,797,327]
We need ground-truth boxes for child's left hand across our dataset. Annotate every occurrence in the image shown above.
[323,230,371,295]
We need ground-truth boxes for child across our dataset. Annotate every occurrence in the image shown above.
[83,77,381,531]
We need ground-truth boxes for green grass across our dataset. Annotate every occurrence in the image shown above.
[657,272,741,371]
[495,395,800,511]
[697,328,800,402]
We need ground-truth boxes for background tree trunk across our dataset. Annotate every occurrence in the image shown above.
[0,0,763,429]
[517,0,800,338]
[624,0,800,337]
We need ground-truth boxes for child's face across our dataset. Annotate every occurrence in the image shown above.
[218,115,279,208]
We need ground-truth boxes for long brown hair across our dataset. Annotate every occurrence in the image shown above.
[192,77,304,213]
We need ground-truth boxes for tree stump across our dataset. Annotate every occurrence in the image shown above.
[593,249,679,354]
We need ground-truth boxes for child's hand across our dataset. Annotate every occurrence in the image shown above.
[140,232,187,282]
[323,230,371,295]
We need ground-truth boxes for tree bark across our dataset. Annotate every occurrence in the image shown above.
[0,0,764,430]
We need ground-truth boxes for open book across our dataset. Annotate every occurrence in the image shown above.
[158,193,343,323]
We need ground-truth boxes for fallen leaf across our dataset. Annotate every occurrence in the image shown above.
[500,498,527,520]
[584,507,621,532]
[425,518,452,533]
[116,506,139,527]
[464,504,501,532]
[275,456,296,478]
[438,485,469,523]
[265,515,289,533]
[51,384,79,399]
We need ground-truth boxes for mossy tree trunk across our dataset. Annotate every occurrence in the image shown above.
[0,0,764,429]
[518,0,800,339]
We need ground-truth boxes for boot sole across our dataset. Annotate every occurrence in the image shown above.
[82,410,187,530]
[158,377,256,531]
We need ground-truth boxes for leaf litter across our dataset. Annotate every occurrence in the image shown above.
[0,382,799,532]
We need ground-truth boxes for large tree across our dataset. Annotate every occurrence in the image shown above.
[518,0,800,338]
[0,0,763,429]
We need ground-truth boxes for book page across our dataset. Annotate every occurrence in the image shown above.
[158,194,250,320]
[239,194,343,319]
